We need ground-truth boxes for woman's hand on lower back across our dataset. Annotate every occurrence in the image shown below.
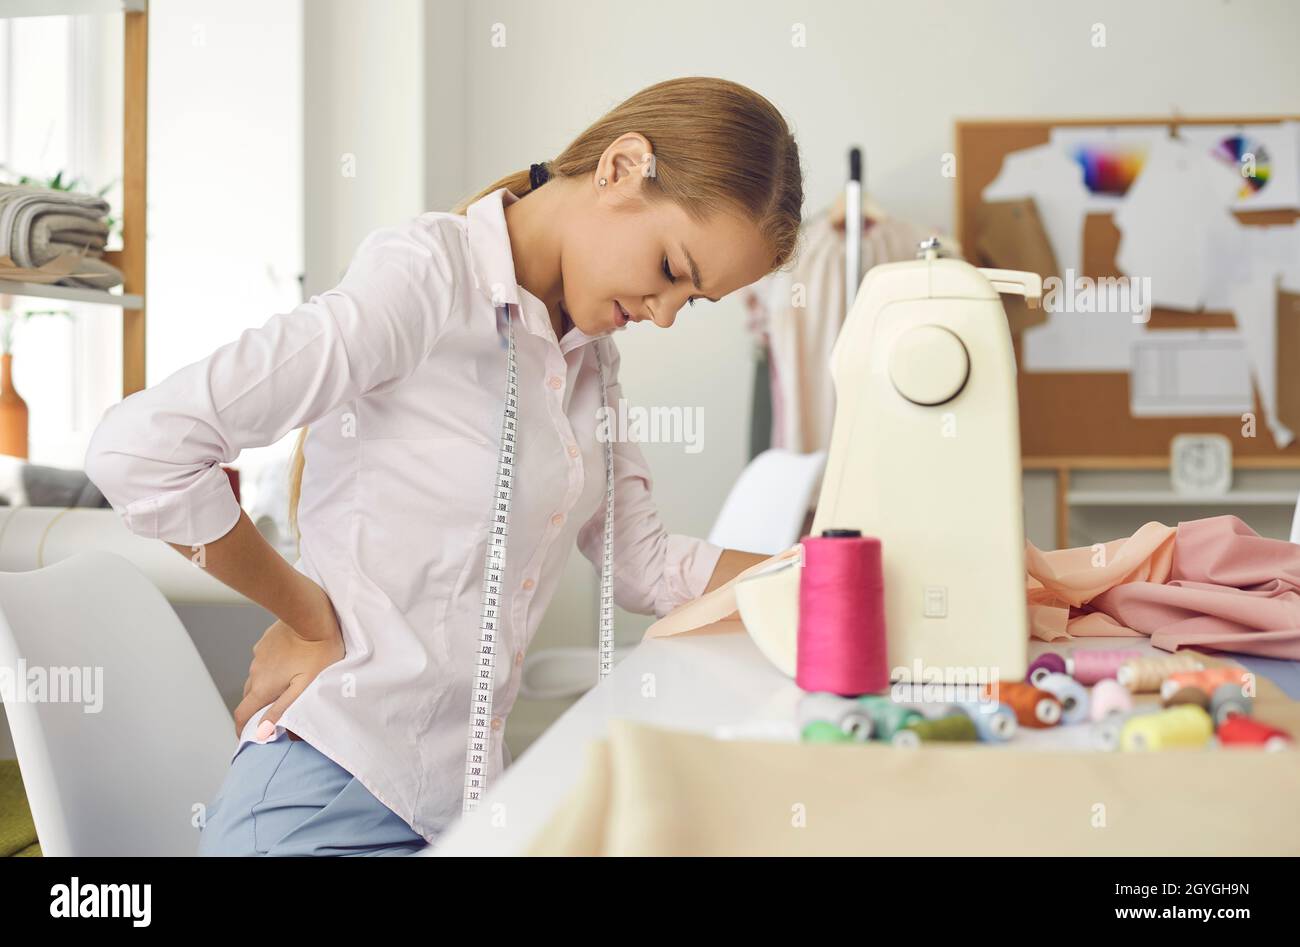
[233,583,344,739]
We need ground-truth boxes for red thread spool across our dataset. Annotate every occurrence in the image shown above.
[1217,715,1293,750]
[797,529,888,696]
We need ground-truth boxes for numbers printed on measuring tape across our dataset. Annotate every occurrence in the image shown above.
[462,305,615,815]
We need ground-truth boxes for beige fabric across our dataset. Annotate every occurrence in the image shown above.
[528,649,1300,856]
[643,545,800,640]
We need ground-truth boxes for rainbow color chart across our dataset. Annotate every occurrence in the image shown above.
[1209,134,1272,198]
[1067,142,1150,197]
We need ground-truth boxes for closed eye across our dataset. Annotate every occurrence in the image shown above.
[662,256,699,307]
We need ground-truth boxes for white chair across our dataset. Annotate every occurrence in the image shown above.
[0,550,234,855]
[708,449,828,555]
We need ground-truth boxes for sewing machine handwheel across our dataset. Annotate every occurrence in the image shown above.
[887,324,970,406]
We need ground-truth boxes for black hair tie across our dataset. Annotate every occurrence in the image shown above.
[529,162,551,190]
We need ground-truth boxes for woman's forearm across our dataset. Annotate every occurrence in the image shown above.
[164,510,332,639]
[703,548,770,595]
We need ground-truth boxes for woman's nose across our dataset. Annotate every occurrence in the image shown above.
[647,300,680,329]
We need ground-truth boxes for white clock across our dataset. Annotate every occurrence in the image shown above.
[1170,434,1232,495]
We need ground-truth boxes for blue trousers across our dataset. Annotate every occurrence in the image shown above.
[197,730,427,857]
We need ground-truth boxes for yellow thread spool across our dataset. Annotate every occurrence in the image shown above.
[1120,704,1214,751]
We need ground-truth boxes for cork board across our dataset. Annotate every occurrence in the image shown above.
[955,117,1300,462]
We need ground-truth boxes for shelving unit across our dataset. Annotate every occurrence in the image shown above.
[0,0,147,396]
[1025,456,1300,548]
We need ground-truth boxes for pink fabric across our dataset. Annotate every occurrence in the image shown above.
[1026,515,1300,660]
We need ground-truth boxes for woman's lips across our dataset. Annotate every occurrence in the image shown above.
[613,300,630,327]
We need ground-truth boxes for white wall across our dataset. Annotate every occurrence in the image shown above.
[147,0,303,380]
[303,0,425,294]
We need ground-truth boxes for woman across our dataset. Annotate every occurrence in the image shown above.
[85,76,804,855]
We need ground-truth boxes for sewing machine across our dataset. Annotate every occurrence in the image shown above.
[737,243,1042,683]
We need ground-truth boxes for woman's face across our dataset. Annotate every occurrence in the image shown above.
[557,135,776,336]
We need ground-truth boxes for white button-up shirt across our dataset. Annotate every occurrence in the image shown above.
[84,187,725,843]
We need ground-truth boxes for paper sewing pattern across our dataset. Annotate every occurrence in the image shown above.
[981,126,1300,447]
[982,143,1089,277]
[1129,330,1254,417]
[1113,136,1242,312]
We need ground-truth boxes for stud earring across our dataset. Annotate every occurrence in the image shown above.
[598,177,607,186]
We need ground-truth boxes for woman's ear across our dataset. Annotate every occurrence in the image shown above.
[597,132,654,205]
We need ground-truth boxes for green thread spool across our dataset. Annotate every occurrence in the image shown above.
[856,695,922,741]
[894,713,979,747]
[801,720,854,744]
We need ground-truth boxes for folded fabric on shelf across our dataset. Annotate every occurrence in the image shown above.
[0,184,120,290]
[31,211,110,261]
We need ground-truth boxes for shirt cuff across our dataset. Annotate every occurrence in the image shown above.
[655,533,726,619]
[119,462,243,547]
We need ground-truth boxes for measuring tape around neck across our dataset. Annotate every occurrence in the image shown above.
[462,303,615,815]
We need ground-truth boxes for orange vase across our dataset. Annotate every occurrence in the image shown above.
[0,352,29,459]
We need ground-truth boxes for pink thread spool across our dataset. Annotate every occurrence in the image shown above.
[1070,649,1144,686]
[797,529,888,696]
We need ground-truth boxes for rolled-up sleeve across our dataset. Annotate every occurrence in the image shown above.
[575,337,725,619]
[84,217,457,546]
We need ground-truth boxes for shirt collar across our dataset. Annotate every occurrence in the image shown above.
[465,186,602,354]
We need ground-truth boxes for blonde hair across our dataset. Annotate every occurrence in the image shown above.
[288,77,804,548]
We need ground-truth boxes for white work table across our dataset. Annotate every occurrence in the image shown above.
[425,623,1296,856]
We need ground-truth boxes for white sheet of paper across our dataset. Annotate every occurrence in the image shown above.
[1114,137,1242,311]
[1227,273,1295,448]
[982,143,1089,276]
[1021,306,1144,372]
[1129,330,1253,417]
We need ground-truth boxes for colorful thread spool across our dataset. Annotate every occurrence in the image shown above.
[1026,652,1068,686]
[1217,715,1293,751]
[1088,679,1133,721]
[984,681,1062,728]
[796,530,888,696]
[797,691,874,741]
[893,713,978,747]
[1159,666,1249,702]
[1162,685,1211,711]
[1208,682,1254,725]
[1036,672,1091,725]
[953,701,1018,742]
[1068,648,1144,686]
[856,694,922,742]
[1120,704,1214,751]
[1116,654,1205,693]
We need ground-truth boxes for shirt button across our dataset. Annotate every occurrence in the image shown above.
[522,578,535,590]
[551,513,564,526]
[491,718,502,731]
[567,444,579,457]
[548,375,563,390]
